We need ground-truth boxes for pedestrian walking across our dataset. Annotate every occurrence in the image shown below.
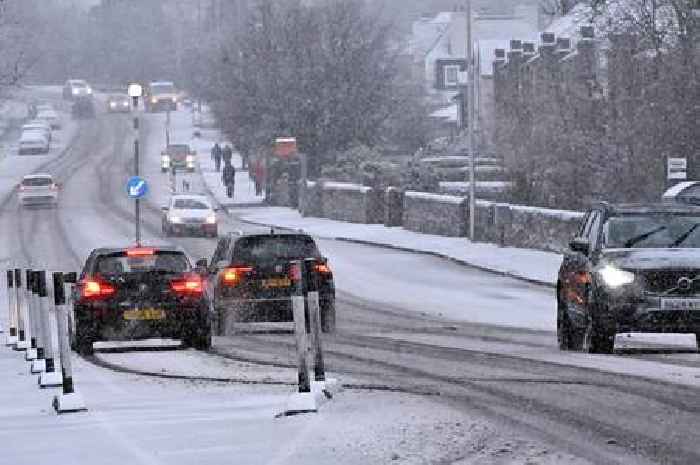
[213,146,222,172]
[222,145,233,167]
[254,159,265,196]
[222,161,236,199]
[211,142,221,162]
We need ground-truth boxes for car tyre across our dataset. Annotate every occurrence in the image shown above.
[321,299,336,333]
[74,324,95,356]
[557,294,583,351]
[584,315,615,354]
[183,324,212,351]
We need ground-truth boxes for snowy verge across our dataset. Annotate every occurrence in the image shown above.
[232,206,561,287]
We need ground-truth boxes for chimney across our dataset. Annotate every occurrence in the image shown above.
[556,37,572,59]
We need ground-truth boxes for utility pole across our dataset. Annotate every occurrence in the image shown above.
[466,0,476,241]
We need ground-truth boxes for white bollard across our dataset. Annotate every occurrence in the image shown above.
[23,270,38,358]
[14,269,29,351]
[52,272,86,414]
[39,271,62,388]
[280,260,316,416]
[5,270,18,345]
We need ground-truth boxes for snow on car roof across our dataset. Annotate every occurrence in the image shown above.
[171,194,209,202]
[22,173,53,179]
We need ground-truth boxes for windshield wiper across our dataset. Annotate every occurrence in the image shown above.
[624,226,667,248]
[669,223,700,248]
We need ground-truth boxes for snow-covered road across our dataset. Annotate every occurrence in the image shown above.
[0,91,699,465]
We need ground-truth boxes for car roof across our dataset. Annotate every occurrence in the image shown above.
[108,93,128,98]
[23,173,53,179]
[151,81,174,85]
[68,79,87,84]
[90,245,186,255]
[233,231,313,239]
[171,194,210,202]
[597,202,700,215]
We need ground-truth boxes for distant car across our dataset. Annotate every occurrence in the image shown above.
[63,79,93,100]
[18,130,50,154]
[18,174,59,207]
[71,246,213,354]
[36,108,61,129]
[161,144,196,172]
[145,81,178,112]
[72,96,96,119]
[106,94,131,113]
[662,181,700,206]
[201,232,336,334]
[557,202,700,354]
[22,121,52,143]
[162,194,218,238]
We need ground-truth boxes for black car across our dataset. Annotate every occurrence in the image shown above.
[557,203,700,353]
[201,232,336,334]
[72,246,212,355]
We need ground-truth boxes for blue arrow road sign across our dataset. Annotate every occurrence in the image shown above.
[126,176,148,198]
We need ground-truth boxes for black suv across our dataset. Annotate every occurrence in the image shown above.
[201,232,336,334]
[72,246,213,354]
[558,203,700,353]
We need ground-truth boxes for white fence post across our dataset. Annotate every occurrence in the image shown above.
[40,271,62,388]
[14,269,29,351]
[24,270,38,359]
[5,270,17,345]
[30,271,46,372]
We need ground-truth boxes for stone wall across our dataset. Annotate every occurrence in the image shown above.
[403,191,467,237]
[321,182,376,224]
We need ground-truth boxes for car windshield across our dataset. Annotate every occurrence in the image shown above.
[603,215,700,248]
[173,199,209,210]
[95,251,190,274]
[168,145,189,154]
[151,83,175,94]
[234,236,320,263]
[22,177,52,186]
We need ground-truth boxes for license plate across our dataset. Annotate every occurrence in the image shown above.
[123,308,166,320]
[660,298,700,311]
[262,277,292,288]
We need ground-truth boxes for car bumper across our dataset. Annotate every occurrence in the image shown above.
[20,194,58,205]
[606,296,700,333]
[216,295,334,322]
[149,100,177,111]
[169,223,217,235]
[19,146,48,155]
[75,303,210,342]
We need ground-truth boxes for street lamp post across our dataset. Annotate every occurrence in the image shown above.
[128,83,143,245]
[466,0,476,241]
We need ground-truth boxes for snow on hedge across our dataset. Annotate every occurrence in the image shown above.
[322,181,372,194]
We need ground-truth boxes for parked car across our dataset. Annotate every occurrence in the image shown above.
[201,231,336,334]
[22,121,52,143]
[18,174,59,207]
[71,246,213,355]
[18,130,50,155]
[557,202,700,354]
[161,194,218,238]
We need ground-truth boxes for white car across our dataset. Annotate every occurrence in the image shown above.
[161,194,218,237]
[22,122,52,142]
[63,79,93,100]
[18,174,59,207]
[18,130,50,154]
[36,109,61,130]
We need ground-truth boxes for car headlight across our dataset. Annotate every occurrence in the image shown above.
[151,97,157,104]
[87,88,93,94]
[206,214,216,224]
[161,155,171,163]
[109,102,116,108]
[173,96,178,103]
[186,155,195,163]
[599,265,635,288]
[169,215,182,224]
[123,101,129,107]
[72,89,78,95]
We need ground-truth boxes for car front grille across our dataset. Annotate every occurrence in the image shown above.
[639,269,700,294]
[183,218,204,224]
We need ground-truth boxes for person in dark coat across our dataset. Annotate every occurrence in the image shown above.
[222,161,236,199]
[222,145,233,167]
[212,143,222,172]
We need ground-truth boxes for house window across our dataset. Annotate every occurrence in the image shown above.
[444,65,460,86]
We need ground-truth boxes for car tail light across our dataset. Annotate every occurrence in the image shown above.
[127,247,155,257]
[222,266,253,286]
[80,277,116,300]
[289,263,302,282]
[314,263,332,275]
[171,274,203,295]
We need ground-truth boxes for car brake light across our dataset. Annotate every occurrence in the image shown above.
[222,266,252,286]
[80,278,116,300]
[127,248,155,257]
[289,263,302,281]
[171,274,203,294]
[315,263,332,274]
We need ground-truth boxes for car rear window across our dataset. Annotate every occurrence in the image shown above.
[22,177,52,186]
[233,236,320,263]
[174,199,209,209]
[95,251,190,274]
[151,83,175,94]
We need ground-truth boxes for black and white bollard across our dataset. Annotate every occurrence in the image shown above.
[52,272,86,413]
[30,271,47,373]
[14,269,29,351]
[280,260,317,416]
[5,270,17,345]
[23,270,38,358]
[39,271,62,388]
[304,259,340,399]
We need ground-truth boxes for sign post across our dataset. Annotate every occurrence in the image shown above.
[126,176,148,245]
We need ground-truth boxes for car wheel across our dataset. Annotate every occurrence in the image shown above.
[557,292,583,351]
[183,323,212,351]
[74,325,94,356]
[321,299,336,333]
[583,314,615,354]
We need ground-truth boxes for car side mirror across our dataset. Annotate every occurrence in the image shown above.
[161,206,169,211]
[196,258,208,268]
[569,237,591,255]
